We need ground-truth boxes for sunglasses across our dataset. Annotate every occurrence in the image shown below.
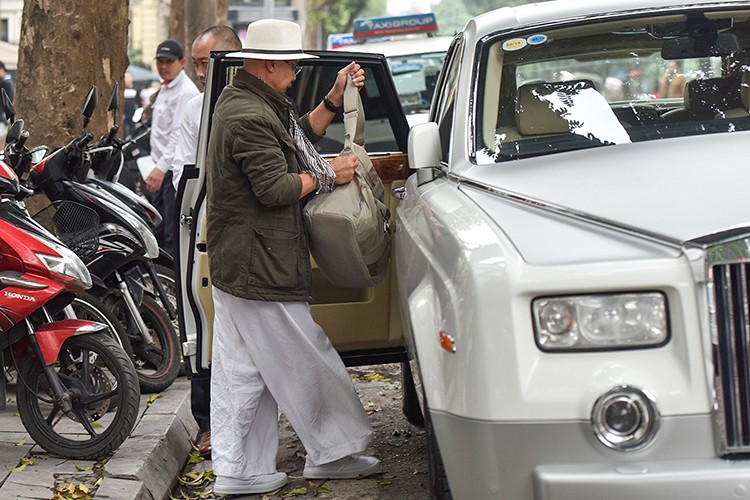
[284,60,302,76]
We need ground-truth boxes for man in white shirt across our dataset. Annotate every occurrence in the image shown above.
[172,27,242,190]
[170,25,242,459]
[146,39,199,253]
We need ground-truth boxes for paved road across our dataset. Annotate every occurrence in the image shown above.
[0,376,195,499]
[173,364,429,499]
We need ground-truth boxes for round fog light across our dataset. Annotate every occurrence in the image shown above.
[591,385,659,451]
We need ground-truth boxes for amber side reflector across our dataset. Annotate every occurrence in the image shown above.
[439,331,456,353]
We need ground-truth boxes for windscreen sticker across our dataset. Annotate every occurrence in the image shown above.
[502,38,527,51]
[527,34,548,45]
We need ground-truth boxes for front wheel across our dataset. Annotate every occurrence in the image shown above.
[110,294,180,393]
[57,291,135,362]
[16,333,140,460]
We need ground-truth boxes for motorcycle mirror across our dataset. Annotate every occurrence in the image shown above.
[108,82,119,112]
[1,88,15,124]
[82,86,98,130]
[5,119,24,144]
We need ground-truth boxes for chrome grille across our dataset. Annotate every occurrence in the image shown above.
[712,261,750,455]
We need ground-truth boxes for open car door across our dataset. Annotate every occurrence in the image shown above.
[176,51,411,376]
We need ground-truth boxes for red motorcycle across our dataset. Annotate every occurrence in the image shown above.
[0,112,140,460]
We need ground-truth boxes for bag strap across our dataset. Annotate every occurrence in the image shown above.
[342,74,365,150]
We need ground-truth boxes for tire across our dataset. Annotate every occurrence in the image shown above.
[59,292,135,362]
[15,333,140,460]
[141,264,184,375]
[425,401,452,500]
[142,263,177,327]
[401,361,425,427]
[109,293,180,393]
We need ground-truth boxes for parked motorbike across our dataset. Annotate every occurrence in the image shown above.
[0,97,140,459]
[85,85,177,326]
[1,91,134,363]
[26,87,180,393]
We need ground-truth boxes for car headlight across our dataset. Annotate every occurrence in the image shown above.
[532,292,668,351]
[35,238,92,290]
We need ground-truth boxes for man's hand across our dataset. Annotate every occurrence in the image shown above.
[327,61,365,108]
[330,154,358,185]
[145,168,166,192]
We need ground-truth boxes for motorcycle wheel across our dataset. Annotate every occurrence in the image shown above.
[58,291,135,362]
[141,264,184,376]
[109,293,180,393]
[141,263,178,331]
[16,332,140,460]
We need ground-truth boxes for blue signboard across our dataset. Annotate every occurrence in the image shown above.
[352,13,439,39]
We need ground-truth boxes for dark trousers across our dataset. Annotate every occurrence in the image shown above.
[151,171,175,253]
[191,376,211,433]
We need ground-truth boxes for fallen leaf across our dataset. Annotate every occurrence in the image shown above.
[364,373,386,382]
[147,393,163,406]
[187,452,204,464]
[13,457,35,471]
[282,487,308,497]
[75,465,91,471]
[90,422,103,428]
[14,440,24,446]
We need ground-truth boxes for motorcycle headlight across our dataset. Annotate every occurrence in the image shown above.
[35,238,92,290]
[96,194,160,258]
[533,292,668,351]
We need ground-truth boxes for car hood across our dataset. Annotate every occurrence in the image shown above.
[463,131,750,246]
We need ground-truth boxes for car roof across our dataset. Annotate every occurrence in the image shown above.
[332,36,454,58]
[471,0,749,38]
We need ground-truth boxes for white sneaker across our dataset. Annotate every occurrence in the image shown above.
[214,472,288,495]
[303,455,380,479]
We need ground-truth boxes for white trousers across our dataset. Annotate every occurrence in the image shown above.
[210,288,373,479]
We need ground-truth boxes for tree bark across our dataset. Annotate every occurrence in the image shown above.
[15,0,130,214]
[15,0,130,148]
[172,0,226,83]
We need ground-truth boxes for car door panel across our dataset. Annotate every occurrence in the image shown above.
[177,52,411,375]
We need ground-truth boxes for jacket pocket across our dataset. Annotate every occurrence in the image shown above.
[249,227,300,289]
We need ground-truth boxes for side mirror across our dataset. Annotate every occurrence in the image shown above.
[408,122,441,185]
[82,86,99,130]
[5,119,24,144]
[108,82,119,112]
[1,88,15,124]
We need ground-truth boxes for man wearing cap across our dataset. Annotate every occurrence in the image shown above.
[205,19,378,495]
[146,39,198,253]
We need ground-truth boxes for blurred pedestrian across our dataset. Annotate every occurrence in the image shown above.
[171,24,243,459]
[145,39,198,253]
[658,60,686,98]
[0,61,14,134]
[123,71,138,137]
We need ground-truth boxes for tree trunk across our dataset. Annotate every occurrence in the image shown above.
[15,0,130,214]
[15,0,129,148]
[171,0,226,83]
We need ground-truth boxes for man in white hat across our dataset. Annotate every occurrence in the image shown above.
[204,19,378,495]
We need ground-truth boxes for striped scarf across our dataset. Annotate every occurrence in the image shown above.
[289,110,336,194]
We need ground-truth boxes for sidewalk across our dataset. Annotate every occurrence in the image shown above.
[0,376,196,500]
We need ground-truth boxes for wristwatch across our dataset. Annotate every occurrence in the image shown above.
[323,95,342,113]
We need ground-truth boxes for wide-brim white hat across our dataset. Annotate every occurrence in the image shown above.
[227,19,319,60]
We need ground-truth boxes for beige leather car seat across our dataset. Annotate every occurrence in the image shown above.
[721,71,750,119]
[516,79,596,136]
[662,75,743,121]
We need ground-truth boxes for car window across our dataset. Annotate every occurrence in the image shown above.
[474,9,750,164]
[287,63,400,155]
[432,36,463,162]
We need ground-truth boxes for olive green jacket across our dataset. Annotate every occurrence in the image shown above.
[205,69,323,302]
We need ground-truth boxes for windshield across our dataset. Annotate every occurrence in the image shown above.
[387,51,446,114]
[475,8,750,164]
